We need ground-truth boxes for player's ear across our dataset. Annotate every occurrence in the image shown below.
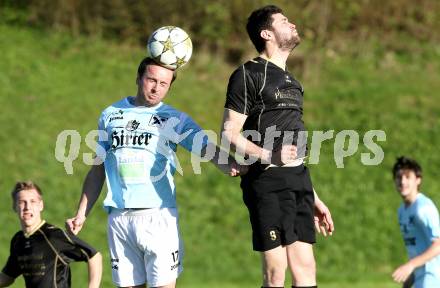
[416,176,422,189]
[260,29,272,41]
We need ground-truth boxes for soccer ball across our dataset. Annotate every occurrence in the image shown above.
[147,26,193,70]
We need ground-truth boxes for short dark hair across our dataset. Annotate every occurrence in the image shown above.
[137,57,177,83]
[246,5,283,53]
[11,181,43,210]
[392,156,422,179]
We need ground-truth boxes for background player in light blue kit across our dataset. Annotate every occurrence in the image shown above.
[66,57,246,288]
[392,156,440,288]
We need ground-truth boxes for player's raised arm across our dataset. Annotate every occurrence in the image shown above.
[66,162,105,235]
[201,142,248,177]
[221,108,297,165]
[0,272,14,287]
[222,108,266,161]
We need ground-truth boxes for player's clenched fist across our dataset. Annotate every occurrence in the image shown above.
[270,144,297,166]
[229,162,249,177]
[66,215,86,235]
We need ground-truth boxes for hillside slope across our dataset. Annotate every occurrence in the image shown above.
[0,25,439,287]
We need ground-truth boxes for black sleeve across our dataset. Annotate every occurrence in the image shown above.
[1,236,21,279]
[225,65,256,115]
[53,229,98,263]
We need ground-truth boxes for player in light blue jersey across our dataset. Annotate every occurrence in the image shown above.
[392,156,440,288]
[65,57,246,288]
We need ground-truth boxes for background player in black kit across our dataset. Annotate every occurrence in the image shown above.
[221,5,334,288]
[0,181,102,288]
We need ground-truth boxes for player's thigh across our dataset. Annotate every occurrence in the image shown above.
[287,166,316,244]
[286,241,315,271]
[242,169,290,251]
[143,208,183,287]
[261,245,288,272]
[108,212,147,287]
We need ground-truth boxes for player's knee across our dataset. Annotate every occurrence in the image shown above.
[264,267,286,286]
[291,257,316,280]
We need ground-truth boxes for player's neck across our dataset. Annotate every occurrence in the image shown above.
[134,95,157,108]
[260,47,289,70]
[22,219,45,237]
[134,95,146,106]
[403,191,419,206]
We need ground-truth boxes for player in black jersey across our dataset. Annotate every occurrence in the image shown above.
[0,181,102,288]
[222,5,334,288]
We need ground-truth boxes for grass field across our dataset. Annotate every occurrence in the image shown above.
[0,24,439,287]
[179,282,400,288]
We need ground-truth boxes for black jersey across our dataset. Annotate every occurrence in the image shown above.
[1,221,97,288]
[225,57,307,156]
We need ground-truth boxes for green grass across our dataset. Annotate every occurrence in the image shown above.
[179,282,400,288]
[0,24,439,287]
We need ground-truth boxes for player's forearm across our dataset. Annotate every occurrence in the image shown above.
[210,156,235,175]
[76,164,105,218]
[87,252,102,288]
[407,238,440,269]
[0,272,14,287]
[221,109,272,163]
[222,128,271,163]
[204,143,239,174]
[313,188,320,202]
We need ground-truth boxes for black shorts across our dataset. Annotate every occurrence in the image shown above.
[241,164,316,252]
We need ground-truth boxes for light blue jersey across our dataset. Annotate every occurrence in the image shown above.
[96,96,209,211]
[398,193,440,288]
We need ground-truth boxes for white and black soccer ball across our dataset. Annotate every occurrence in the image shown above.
[147,26,193,70]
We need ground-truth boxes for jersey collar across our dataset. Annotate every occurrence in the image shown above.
[24,220,46,238]
[126,96,163,109]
